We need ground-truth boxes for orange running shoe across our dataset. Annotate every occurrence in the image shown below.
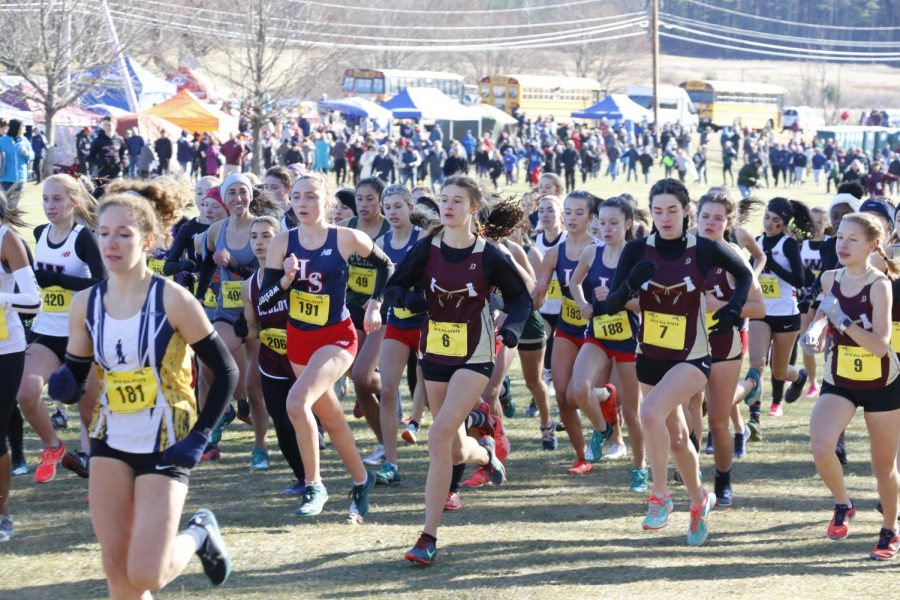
[599,384,618,425]
[444,491,462,511]
[567,458,593,475]
[827,502,856,540]
[461,466,491,488]
[33,441,66,484]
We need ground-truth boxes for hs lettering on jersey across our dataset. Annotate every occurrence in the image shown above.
[295,259,324,293]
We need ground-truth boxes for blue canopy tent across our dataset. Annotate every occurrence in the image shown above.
[80,56,176,112]
[571,94,651,122]
[317,97,392,133]
[380,88,481,140]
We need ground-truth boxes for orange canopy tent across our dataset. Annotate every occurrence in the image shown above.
[143,89,237,135]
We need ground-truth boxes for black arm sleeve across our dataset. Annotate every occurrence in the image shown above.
[190,332,238,433]
[384,236,431,306]
[359,241,394,302]
[55,228,106,290]
[708,239,752,312]
[163,224,197,276]
[813,237,838,296]
[484,243,533,338]
[258,267,289,312]
[765,237,805,288]
[599,239,647,315]
[194,247,216,301]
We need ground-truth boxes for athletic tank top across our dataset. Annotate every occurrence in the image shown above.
[757,234,799,316]
[214,220,257,315]
[802,238,827,301]
[0,226,27,354]
[824,269,899,390]
[586,244,638,354]
[346,216,390,308]
[33,223,92,337]
[534,230,565,315]
[384,227,426,330]
[554,239,590,338]
[250,270,293,380]
[638,233,709,362]
[419,233,494,366]
[892,277,900,358]
[87,276,196,454]
[705,262,744,361]
[286,226,349,331]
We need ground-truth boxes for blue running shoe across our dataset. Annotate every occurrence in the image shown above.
[499,376,515,418]
[585,426,612,463]
[186,509,232,586]
[743,368,761,406]
[630,467,649,493]
[375,460,401,486]
[210,403,236,446]
[406,533,437,566]
[281,481,305,496]
[479,436,506,484]
[348,470,376,522]
[541,425,558,451]
[733,426,749,459]
[294,482,328,517]
[642,492,674,530]
[687,489,715,546]
[525,399,539,418]
[784,369,807,404]
[250,448,269,472]
[714,471,733,508]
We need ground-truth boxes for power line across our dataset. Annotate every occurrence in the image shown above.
[283,0,610,16]
[677,0,900,31]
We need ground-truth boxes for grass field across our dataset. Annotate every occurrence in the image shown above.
[1,164,893,599]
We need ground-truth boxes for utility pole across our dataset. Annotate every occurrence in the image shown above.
[651,0,660,130]
[100,0,139,112]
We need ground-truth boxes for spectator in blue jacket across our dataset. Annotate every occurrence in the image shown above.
[125,129,145,177]
[461,130,477,163]
[0,119,34,191]
[176,131,196,177]
[811,148,827,188]
[30,127,48,183]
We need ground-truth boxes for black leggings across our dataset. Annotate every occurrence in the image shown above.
[260,372,306,483]
[0,352,26,458]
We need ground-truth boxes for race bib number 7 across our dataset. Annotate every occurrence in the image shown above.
[643,311,687,350]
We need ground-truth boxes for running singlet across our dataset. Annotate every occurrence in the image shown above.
[705,263,744,360]
[0,226,27,353]
[554,240,589,338]
[213,220,256,319]
[824,269,899,390]
[757,235,799,316]
[892,277,900,357]
[346,216,389,308]
[250,270,293,380]
[87,276,196,454]
[383,227,426,329]
[534,230,565,315]
[419,233,494,366]
[638,233,708,361]
[801,238,827,301]
[587,244,638,354]
[32,223,92,337]
[286,226,350,331]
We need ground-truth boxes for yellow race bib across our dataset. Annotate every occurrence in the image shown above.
[593,311,631,341]
[759,275,781,299]
[393,307,420,320]
[41,286,72,313]
[836,345,882,381]
[561,297,588,327]
[105,368,158,414]
[348,265,376,295]
[705,311,718,332]
[222,280,243,309]
[426,321,467,357]
[290,290,329,326]
[0,307,8,341]
[547,278,562,300]
[892,322,900,354]
[148,258,166,276]
[259,328,287,355]
[643,311,687,350]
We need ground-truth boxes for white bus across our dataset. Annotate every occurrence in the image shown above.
[625,84,699,130]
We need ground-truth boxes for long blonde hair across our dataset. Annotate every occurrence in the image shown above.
[44,174,97,229]
[843,212,900,280]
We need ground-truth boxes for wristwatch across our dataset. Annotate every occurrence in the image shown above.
[838,316,853,333]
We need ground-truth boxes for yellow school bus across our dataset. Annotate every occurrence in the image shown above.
[479,74,602,122]
[680,79,786,130]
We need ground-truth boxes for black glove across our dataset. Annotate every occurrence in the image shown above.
[174,271,197,290]
[708,304,741,336]
[233,314,249,340]
[47,365,85,405]
[34,269,60,288]
[625,260,656,294]
[159,428,211,469]
[402,290,428,314]
[499,327,518,348]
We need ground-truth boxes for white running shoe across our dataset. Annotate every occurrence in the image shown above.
[362,444,385,467]
[601,442,627,461]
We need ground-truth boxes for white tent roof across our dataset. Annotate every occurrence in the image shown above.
[398,87,480,121]
[470,102,518,125]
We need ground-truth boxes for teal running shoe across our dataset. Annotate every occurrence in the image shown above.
[499,376,515,418]
[375,460,401,486]
[630,467,649,493]
[250,448,269,472]
[479,436,506,484]
[743,368,761,406]
[348,470,376,522]
[687,489,716,546]
[186,509,232,586]
[642,492,674,530]
[294,482,329,517]
[209,403,236,446]
[585,426,612,463]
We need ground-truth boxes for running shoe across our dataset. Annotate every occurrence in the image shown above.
[50,408,68,430]
[405,533,437,565]
[236,398,252,425]
[585,426,612,463]
[733,426,749,459]
[471,402,495,438]
[687,489,716,546]
[33,442,66,484]
[61,451,90,478]
[461,467,490,488]
[250,448,269,472]
[335,374,348,401]
[186,509,231,586]
[870,528,900,560]
[642,493,674,530]
[748,415,763,442]
[294,482,329,517]
[10,458,28,476]
[281,482,305,496]
[209,403,236,446]
[362,444,385,467]
[714,471,733,508]
[318,429,326,450]
[444,491,462,511]
[597,384,618,425]
[0,514,12,543]
[827,502,856,540]
[402,422,418,445]
[541,424,558,451]
[375,460,401,486]
[201,446,221,461]
[806,381,819,398]
[525,399,539,417]
[704,432,714,455]
[353,398,363,419]
[348,470,376,522]
[768,403,783,417]
[784,369,808,403]
[543,367,553,388]
[567,458,593,475]
[479,436,506,484]
[742,368,761,405]
[499,376,515,418]
[555,422,566,432]
[601,442,627,461]
[492,416,510,462]
[835,442,848,465]
[630,468,649,493]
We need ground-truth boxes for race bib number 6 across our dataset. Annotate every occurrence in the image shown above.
[426,321,467,357]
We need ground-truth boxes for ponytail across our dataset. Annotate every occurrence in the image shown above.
[875,245,900,280]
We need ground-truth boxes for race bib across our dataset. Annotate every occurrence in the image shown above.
[348,265,376,295]
[259,328,287,355]
[0,308,8,341]
[705,311,718,332]
[593,311,631,341]
[41,286,72,313]
[759,275,781,299]
[290,290,329,326]
[105,367,158,414]
[148,258,166,276]
[643,311,687,350]
[222,280,243,309]
[836,345,882,381]
[547,278,562,300]
[892,322,900,354]
[393,306,420,320]
[426,321,467,357]
[561,297,587,327]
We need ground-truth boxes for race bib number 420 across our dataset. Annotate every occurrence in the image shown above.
[41,286,72,313]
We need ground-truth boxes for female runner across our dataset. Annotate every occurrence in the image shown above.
[258,173,391,520]
[798,206,830,398]
[597,178,752,546]
[0,194,42,541]
[48,186,238,595]
[385,175,531,565]
[17,174,105,484]
[568,196,647,491]
[806,212,900,559]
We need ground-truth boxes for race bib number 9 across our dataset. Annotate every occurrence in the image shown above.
[105,368,158,414]
[259,328,288,355]
[836,345,882,381]
[426,321,467,357]
[41,286,72,313]
[222,280,243,309]
[547,278,562,300]
[759,275,781,299]
[290,290,329,326]
[593,311,631,341]
[643,311,687,350]
[561,298,588,327]
[348,265,376,295]
[892,322,900,354]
